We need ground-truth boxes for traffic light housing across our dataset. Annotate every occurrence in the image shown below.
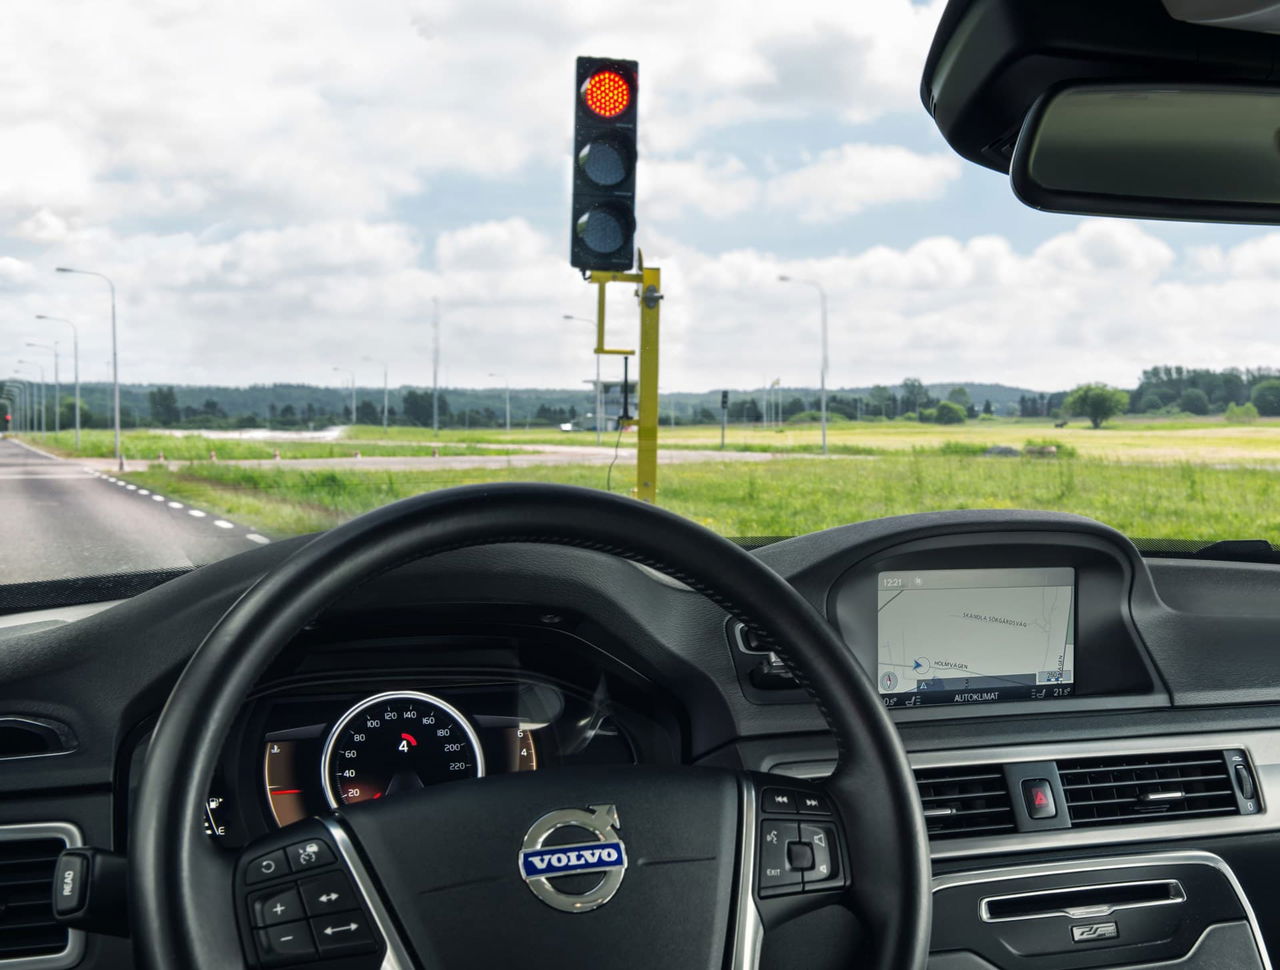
[571,57,638,272]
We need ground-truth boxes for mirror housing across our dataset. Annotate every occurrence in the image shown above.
[923,0,1280,174]
[1011,83,1280,224]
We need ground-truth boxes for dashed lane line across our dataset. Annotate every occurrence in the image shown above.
[80,467,270,545]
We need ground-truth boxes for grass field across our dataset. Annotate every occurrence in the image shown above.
[23,417,1280,544]
[18,430,518,461]
[342,416,1280,464]
[122,454,1280,543]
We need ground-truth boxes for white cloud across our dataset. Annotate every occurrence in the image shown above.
[634,219,1280,392]
[640,144,962,225]
[763,144,962,222]
[4,0,1279,400]
[642,155,761,222]
[13,217,1280,397]
[0,0,946,234]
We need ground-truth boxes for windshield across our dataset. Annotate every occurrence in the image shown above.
[3,1,1279,600]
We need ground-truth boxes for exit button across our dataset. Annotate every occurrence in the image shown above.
[1022,778,1057,819]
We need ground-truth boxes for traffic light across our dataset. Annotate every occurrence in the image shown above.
[571,57,638,272]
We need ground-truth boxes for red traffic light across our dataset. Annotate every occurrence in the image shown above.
[582,70,630,118]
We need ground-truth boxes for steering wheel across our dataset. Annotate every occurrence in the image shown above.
[130,483,931,970]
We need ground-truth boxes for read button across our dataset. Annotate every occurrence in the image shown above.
[1022,778,1057,820]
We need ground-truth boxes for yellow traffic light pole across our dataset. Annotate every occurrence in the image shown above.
[587,260,662,504]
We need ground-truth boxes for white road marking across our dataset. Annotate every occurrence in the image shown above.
[246,533,270,545]
[213,520,234,529]
[125,484,137,490]
[137,489,150,496]
[188,509,207,518]
[151,494,165,501]
[168,501,183,509]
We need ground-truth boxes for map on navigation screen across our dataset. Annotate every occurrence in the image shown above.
[876,567,1075,707]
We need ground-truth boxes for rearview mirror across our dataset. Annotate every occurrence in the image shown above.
[1012,83,1280,224]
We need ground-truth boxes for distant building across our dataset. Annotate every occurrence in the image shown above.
[573,378,637,432]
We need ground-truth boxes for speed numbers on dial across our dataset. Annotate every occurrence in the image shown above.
[321,691,485,808]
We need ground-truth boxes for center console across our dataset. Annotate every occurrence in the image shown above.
[929,852,1269,969]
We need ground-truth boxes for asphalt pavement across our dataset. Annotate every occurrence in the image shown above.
[0,438,268,584]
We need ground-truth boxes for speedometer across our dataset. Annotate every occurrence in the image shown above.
[321,691,485,808]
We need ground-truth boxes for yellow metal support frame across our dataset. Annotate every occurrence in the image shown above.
[587,264,661,504]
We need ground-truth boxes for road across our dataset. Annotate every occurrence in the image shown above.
[0,439,268,584]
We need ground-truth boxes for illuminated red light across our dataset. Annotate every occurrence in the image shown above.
[583,70,630,118]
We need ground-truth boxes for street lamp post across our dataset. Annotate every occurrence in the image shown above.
[563,314,603,445]
[36,316,80,448]
[432,297,440,434]
[362,357,389,431]
[56,268,120,470]
[489,373,511,432]
[5,378,22,433]
[2,379,24,432]
[25,341,59,434]
[332,367,356,425]
[778,275,829,455]
[17,361,45,437]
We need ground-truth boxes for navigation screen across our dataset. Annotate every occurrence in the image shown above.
[876,567,1075,707]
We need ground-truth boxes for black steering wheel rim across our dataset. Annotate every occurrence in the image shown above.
[130,482,931,969]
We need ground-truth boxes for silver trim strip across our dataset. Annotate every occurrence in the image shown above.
[933,850,1272,970]
[777,728,1280,859]
[728,777,763,970]
[0,822,83,970]
[978,878,1185,922]
[0,717,73,763]
[321,818,414,970]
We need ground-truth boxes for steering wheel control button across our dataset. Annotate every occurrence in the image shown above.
[794,789,832,815]
[251,887,305,928]
[761,788,796,813]
[246,850,288,886]
[255,920,316,965]
[799,822,838,886]
[1022,778,1057,819]
[785,841,815,872]
[285,838,334,873]
[298,871,355,917]
[310,914,376,957]
[758,820,802,893]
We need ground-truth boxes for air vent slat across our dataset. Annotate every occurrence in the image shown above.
[919,788,1006,802]
[1062,774,1233,791]
[914,764,1014,840]
[1060,750,1239,827]
[1059,757,1221,773]
[0,832,71,961]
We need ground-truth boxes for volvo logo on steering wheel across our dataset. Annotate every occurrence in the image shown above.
[518,804,627,913]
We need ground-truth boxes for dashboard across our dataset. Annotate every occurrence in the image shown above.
[123,610,678,850]
[6,508,1280,970]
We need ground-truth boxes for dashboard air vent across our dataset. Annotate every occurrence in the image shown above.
[0,835,69,961]
[914,765,1015,839]
[1058,751,1238,827]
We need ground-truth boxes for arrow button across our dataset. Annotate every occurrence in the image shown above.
[298,870,356,917]
[310,913,377,957]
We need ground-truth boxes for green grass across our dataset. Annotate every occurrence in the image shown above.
[121,455,1280,543]
[343,418,1280,464]
[17,430,518,461]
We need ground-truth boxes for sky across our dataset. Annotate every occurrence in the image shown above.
[2,0,1280,394]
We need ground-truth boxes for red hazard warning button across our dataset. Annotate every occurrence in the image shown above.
[1021,778,1057,820]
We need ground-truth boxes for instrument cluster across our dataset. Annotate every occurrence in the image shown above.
[204,678,638,843]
